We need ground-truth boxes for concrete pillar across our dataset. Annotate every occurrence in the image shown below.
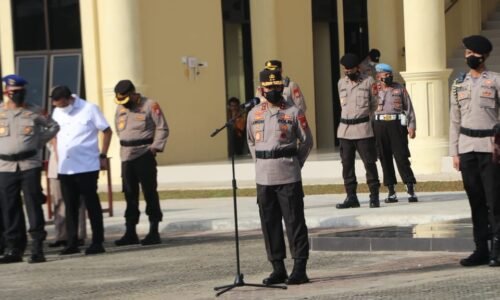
[400,0,452,173]
[0,0,15,103]
[250,0,316,143]
[96,0,144,179]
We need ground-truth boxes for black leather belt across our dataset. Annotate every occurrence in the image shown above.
[460,127,494,138]
[120,138,154,147]
[255,149,297,159]
[340,116,370,125]
[0,149,38,161]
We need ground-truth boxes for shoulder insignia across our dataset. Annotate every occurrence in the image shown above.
[151,102,162,116]
[293,87,302,99]
[261,103,268,111]
[298,114,308,130]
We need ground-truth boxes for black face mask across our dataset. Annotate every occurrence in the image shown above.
[264,90,283,104]
[123,101,134,109]
[346,72,359,81]
[10,90,26,106]
[381,75,394,86]
[466,55,484,70]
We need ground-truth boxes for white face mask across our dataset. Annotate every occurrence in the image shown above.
[58,104,74,114]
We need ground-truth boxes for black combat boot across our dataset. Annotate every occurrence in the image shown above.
[28,239,46,264]
[369,192,380,208]
[384,185,398,203]
[406,183,418,202]
[286,259,310,285]
[460,241,489,267]
[114,223,140,246]
[141,222,161,246]
[262,260,288,285]
[0,237,5,256]
[0,248,23,264]
[489,237,500,267]
[336,194,360,209]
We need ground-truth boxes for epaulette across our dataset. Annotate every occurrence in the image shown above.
[283,76,290,87]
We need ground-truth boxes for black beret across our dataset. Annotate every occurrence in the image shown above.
[260,69,283,86]
[50,86,72,100]
[264,60,282,71]
[368,48,381,62]
[340,53,360,68]
[463,35,493,54]
[114,80,136,95]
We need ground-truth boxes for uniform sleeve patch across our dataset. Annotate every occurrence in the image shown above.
[293,87,302,99]
[298,114,308,130]
[151,102,162,115]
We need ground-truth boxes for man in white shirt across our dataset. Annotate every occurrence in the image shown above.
[51,86,112,255]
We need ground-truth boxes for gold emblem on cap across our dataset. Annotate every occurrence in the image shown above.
[7,79,15,85]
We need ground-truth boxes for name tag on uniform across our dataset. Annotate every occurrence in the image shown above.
[135,115,146,121]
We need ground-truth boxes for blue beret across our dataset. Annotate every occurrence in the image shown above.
[375,63,393,73]
[2,74,28,87]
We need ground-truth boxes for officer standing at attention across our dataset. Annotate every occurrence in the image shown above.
[0,75,59,263]
[256,60,307,112]
[450,35,500,267]
[113,80,169,246]
[359,48,381,78]
[335,53,381,209]
[247,68,313,285]
[373,63,418,203]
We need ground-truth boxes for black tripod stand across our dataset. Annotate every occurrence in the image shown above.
[210,112,287,297]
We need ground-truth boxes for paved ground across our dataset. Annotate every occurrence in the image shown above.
[0,230,498,300]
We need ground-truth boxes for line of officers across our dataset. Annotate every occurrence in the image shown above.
[0,76,169,264]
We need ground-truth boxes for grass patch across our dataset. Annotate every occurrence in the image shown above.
[100,181,464,201]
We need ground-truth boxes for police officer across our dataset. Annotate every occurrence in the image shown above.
[0,75,59,263]
[373,63,418,203]
[113,80,169,246]
[450,35,500,267]
[256,60,307,112]
[335,53,381,209]
[359,48,381,78]
[247,68,313,285]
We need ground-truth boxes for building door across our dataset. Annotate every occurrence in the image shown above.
[12,0,84,110]
[222,0,253,156]
[343,0,369,58]
[312,0,340,148]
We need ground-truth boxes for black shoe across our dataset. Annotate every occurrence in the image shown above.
[262,260,288,285]
[28,253,46,264]
[78,239,85,247]
[460,250,489,267]
[489,237,500,267]
[336,195,360,209]
[85,243,105,255]
[406,184,418,202]
[369,194,380,208]
[59,246,80,255]
[384,192,398,203]
[285,259,309,285]
[141,232,161,246]
[48,240,67,248]
[0,250,23,264]
[114,232,140,246]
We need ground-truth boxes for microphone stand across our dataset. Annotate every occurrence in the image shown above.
[211,109,287,297]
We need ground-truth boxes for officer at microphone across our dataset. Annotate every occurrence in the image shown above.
[247,68,313,285]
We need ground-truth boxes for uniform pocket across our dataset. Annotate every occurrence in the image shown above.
[340,90,348,106]
[479,87,496,108]
[0,123,9,137]
[356,90,369,108]
[116,114,128,131]
[457,89,471,111]
[18,119,35,136]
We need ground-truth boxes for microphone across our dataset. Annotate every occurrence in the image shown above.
[240,97,260,110]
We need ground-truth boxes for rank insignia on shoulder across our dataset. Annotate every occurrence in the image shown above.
[293,87,302,99]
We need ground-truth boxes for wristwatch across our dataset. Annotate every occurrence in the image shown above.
[99,153,107,159]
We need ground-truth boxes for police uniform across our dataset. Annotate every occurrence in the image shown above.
[247,68,313,285]
[373,63,418,203]
[336,53,381,209]
[359,49,380,79]
[114,80,169,246]
[0,75,59,263]
[256,60,307,112]
[449,35,500,267]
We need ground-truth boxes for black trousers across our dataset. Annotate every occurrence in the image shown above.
[257,182,309,261]
[339,138,380,195]
[374,120,416,186]
[122,151,162,224]
[59,171,104,247]
[0,167,45,252]
[460,152,500,243]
